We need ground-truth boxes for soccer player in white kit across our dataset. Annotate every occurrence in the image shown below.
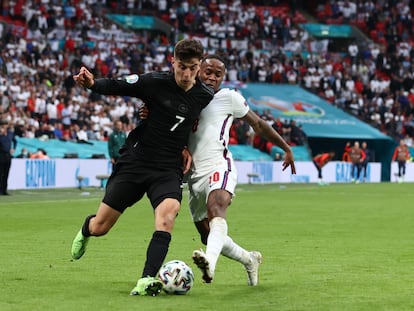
[188,55,296,285]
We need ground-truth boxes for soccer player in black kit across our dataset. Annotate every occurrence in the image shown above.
[70,39,214,296]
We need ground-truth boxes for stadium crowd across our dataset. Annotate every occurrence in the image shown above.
[0,0,413,159]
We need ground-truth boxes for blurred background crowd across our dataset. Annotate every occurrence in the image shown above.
[0,0,413,158]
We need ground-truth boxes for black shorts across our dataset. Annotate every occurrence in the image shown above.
[102,155,183,213]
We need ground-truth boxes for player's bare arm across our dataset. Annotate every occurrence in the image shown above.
[182,146,192,174]
[242,110,296,174]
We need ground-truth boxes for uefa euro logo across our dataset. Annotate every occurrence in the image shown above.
[248,96,325,117]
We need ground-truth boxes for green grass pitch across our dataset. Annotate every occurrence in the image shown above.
[1,183,413,311]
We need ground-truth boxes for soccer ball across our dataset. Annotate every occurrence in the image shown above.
[158,260,195,295]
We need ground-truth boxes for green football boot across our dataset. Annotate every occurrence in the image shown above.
[130,276,163,296]
[71,229,90,260]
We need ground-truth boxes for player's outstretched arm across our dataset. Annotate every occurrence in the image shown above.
[242,110,296,174]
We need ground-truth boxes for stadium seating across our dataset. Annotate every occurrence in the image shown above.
[14,137,280,163]
[228,145,273,161]
[15,138,109,159]
[270,145,312,161]
[2,0,411,167]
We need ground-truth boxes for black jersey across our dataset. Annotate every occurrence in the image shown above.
[91,72,214,169]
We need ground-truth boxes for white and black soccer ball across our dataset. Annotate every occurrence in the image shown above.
[158,260,195,295]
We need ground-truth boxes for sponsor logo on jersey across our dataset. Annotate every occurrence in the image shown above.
[125,74,139,84]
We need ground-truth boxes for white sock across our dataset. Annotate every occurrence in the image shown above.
[221,236,251,266]
[205,217,228,274]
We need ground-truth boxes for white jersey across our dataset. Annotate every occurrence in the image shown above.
[188,88,249,178]
[187,88,249,222]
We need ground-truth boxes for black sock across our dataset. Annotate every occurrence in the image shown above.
[81,214,96,237]
[142,231,171,278]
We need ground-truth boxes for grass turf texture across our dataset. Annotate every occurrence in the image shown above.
[1,183,413,311]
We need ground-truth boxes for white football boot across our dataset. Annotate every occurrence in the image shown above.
[192,249,213,283]
[244,251,262,286]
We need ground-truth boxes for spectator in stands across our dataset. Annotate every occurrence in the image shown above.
[75,124,93,145]
[61,101,72,129]
[392,139,410,183]
[312,151,335,185]
[107,120,126,170]
[52,122,64,140]
[282,118,292,142]
[289,120,307,145]
[34,123,54,140]
[233,119,251,145]
[272,117,283,135]
[348,40,359,62]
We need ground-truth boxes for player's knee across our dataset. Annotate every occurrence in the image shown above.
[165,205,180,222]
[170,204,180,216]
[156,212,178,232]
[207,196,230,217]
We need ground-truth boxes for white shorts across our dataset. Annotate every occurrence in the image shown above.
[188,163,237,222]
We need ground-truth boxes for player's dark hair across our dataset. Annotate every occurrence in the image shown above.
[174,39,204,61]
[201,54,227,68]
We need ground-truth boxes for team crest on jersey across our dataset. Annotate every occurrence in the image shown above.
[178,103,189,114]
[125,74,139,84]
